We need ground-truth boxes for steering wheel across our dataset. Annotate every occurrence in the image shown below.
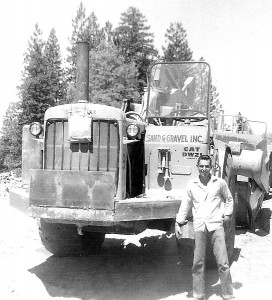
[169,109,206,123]
[170,109,204,117]
[125,111,143,122]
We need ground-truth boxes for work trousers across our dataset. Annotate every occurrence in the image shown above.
[192,227,234,299]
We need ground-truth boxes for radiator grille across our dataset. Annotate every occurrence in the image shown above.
[44,119,120,176]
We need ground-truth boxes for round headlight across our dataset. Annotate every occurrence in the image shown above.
[126,124,139,138]
[29,122,43,137]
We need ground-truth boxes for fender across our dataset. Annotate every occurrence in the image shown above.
[213,139,232,178]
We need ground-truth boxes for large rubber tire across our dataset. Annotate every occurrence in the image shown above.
[205,153,236,267]
[249,180,264,230]
[222,153,236,264]
[39,219,105,257]
[236,181,252,228]
[236,180,265,230]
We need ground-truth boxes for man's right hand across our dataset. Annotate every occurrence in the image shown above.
[175,220,188,236]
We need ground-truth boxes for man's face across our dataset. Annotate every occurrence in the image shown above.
[197,159,211,178]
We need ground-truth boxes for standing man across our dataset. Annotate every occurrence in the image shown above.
[176,154,234,300]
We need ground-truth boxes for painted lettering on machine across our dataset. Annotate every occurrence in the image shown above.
[182,146,202,159]
[145,134,203,143]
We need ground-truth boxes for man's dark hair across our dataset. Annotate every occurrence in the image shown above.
[197,154,212,166]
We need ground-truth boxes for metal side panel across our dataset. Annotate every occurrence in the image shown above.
[29,169,115,210]
[30,206,114,223]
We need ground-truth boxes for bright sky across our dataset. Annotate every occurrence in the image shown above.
[1,0,272,131]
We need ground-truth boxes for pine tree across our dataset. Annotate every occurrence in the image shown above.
[197,57,222,124]
[210,83,221,116]
[114,7,158,91]
[66,2,101,86]
[163,22,193,61]
[89,43,139,107]
[101,21,114,48]
[209,82,222,131]
[0,102,22,170]
[44,28,66,105]
[18,23,49,124]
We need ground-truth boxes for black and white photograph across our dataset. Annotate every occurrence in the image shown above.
[0,1,272,299]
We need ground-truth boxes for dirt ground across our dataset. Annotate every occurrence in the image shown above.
[0,182,272,300]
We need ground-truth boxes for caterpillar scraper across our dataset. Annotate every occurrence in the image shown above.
[10,42,270,264]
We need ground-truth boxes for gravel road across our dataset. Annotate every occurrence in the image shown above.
[0,186,271,300]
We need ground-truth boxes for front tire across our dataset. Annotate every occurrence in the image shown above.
[39,219,105,257]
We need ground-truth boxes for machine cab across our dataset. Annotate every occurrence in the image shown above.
[144,61,210,125]
[142,61,211,197]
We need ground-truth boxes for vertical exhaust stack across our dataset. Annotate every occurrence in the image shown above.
[76,42,89,102]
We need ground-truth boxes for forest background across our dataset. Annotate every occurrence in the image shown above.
[1,0,271,172]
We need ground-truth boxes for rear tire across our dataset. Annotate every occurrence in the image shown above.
[236,181,252,228]
[206,153,236,267]
[39,219,105,257]
[236,180,264,230]
[222,153,236,264]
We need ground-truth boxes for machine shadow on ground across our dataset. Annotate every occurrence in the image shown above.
[233,204,271,270]
[26,202,271,300]
[29,200,268,300]
[28,230,235,300]
[29,232,191,300]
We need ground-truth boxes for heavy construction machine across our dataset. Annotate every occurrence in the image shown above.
[10,42,270,263]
